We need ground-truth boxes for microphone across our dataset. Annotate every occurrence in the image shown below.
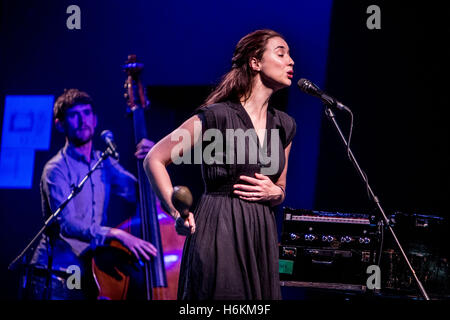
[297,78,346,110]
[100,130,119,159]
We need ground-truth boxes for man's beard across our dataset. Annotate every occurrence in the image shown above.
[69,130,94,146]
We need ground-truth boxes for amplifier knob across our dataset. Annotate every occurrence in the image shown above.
[358,237,371,244]
[290,233,300,241]
[305,234,316,241]
[341,236,352,243]
[322,235,335,242]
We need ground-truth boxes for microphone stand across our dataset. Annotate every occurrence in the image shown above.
[323,105,430,300]
[8,146,117,298]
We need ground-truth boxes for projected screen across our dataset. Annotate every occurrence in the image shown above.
[0,95,54,189]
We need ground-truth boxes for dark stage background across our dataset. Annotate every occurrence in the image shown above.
[0,0,448,300]
[316,1,449,218]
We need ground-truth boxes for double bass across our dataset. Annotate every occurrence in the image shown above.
[91,55,184,300]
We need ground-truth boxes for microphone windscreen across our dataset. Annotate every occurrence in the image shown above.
[297,78,320,96]
[297,78,308,89]
[101,130,114,141]
[297,78,312,92]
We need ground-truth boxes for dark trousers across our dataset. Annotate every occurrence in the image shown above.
[22,262,97,300]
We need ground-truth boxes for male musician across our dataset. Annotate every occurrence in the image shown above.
[26,88,157,300]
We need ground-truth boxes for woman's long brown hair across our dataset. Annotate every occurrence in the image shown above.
[201,29,284,107]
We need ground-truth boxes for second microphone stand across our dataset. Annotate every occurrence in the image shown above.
[324,105,430,300]
[8,145,117,298]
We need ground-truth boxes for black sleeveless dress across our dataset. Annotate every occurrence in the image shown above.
[177,101,296,300]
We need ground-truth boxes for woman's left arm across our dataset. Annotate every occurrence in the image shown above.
[233,142,293,206]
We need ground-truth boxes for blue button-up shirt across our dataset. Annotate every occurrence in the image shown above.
[31,142,137,271]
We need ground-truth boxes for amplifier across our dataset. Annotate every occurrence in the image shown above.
[380,212,450,297]
[279,208,380,287]
[281,208,379,250]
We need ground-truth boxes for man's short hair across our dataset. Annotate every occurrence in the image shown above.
[54,88,94,121]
